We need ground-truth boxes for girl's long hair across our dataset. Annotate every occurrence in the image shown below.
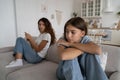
[38,17,56,45]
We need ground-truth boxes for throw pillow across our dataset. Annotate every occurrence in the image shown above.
[46,43,60,63]
[99,52,108,71]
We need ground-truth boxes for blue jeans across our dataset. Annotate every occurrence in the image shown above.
[56,53,108,80]
[14,37,42,64]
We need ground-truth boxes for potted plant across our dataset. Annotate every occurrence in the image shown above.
[73,12,77,17]
[117,11,120,16]
[116,11,120,30]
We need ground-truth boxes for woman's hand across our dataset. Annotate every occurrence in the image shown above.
[25,32,32,41]
[57,39,71,47]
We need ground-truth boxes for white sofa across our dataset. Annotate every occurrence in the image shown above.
[0,44,120,80]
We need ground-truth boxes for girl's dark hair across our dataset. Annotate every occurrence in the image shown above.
[64,17,88,40]
[38,17,56,45]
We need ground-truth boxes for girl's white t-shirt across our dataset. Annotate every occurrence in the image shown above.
[35,33,51,58]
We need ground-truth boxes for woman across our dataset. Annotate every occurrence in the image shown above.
[56,17,108,80]
[6,17,56,68]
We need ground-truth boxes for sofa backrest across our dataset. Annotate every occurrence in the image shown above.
[101,45,120,72]
[0,46,14,53]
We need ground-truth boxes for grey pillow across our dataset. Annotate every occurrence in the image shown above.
[46,43,60,63]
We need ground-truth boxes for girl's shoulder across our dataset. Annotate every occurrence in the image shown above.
[81,35,92,43]
[42,33,51,38]
[83,35,90,39]
[42,33,50,36]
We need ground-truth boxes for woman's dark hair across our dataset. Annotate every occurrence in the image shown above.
[38,17,56,45]
[64,17,88,41]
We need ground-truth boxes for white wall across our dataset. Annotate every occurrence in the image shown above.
[0,0,16,48]
[101,0,120,27]
[15,0,74,39]
[0,0,74,48]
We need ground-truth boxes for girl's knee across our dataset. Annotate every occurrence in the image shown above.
[17,37,24,41]
[62,58,79,68]
[17,37,26,42]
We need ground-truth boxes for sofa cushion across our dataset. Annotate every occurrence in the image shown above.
[46,43,60,63]
[7,61,58,80]
[101,45,120,72]
[109,72,120,80]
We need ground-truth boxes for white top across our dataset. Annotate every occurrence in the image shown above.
[35,33,51,58]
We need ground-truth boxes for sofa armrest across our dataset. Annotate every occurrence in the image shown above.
[109,72,120,80]
[0,46,14,53]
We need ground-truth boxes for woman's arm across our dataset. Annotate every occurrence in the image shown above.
[57,45,83,60]
[29,39,48,52]
[69,41,102,55]
[25,32,48,52]
[57,39,101,55]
